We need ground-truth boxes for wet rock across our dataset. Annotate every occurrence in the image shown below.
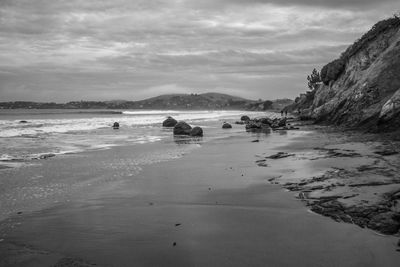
[162,116,178,127]
[251,140,259,143]
[266,152,294,159]
[367,212,400,234]
[222,122,232,129]
[374,150,399,156]
[19,120,28,123]
[190,126,203,137]
[255,117,273,126]
[241,115,250,121]
[38,153,56,160]
[112,122,119,129]
[173,121,192,135]
[235,121,246,125]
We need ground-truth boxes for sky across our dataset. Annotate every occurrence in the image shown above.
[0,0,399,102]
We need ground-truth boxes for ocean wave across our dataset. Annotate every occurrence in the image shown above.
[122,110,181,115]
[0,110,268,138]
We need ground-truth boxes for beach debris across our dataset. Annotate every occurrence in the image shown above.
[173,121,192,135]
[175,223,181,227]
[251,140,259,142]
[222,122,232,129]
[162,116,178,127]
[190,126,203,137]
[19,120,28,123]
[266,152,295,159]
[112,122,119,129]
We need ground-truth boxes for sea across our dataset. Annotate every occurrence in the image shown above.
[0,109,275,169]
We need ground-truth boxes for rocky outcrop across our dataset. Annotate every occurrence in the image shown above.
[173,121,192,135]
[290,16,400,132]
[162,116,178,127]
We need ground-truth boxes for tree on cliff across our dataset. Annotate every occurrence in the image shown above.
[307,68,321,91]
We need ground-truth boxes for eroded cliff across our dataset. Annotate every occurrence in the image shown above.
[292,16,400,131]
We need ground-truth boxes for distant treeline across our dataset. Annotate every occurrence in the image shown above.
[0,93,293,111]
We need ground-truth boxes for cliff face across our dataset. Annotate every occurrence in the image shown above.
[302,17,400,131]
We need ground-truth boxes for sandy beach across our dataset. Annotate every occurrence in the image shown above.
[1,121,399,267]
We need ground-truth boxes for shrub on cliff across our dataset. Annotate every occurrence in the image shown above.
[320,59,346,85]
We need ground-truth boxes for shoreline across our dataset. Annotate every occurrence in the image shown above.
[1,118,400,266]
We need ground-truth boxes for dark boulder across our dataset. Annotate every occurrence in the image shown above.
[113,122,119,129]
[245,121,262,130]
[190,126,203,137]
[241,115,250,121]
[19,120,28,123]
[162,116,178,127]
[255,117,272,126]
[173,121,192,135]
[222,122,232,129]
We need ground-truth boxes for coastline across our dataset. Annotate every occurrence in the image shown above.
[0,118,399,266]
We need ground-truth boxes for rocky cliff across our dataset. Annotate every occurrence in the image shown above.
[291,16,400,132]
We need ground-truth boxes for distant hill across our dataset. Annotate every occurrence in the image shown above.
[0,93,292,111]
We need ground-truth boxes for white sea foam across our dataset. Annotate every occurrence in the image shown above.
[0,110,265,138]
[0,110,272,167]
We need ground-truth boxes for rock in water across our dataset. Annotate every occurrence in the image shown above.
[173,121,192,135]
[190,126,203,137]
[241,115,250,121]
[162,116,178,127]
[113,122,119,129]
[222,122,232,129]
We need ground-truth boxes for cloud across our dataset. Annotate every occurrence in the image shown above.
[0,0,398,101]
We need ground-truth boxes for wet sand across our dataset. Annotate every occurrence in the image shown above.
[1,127,400,266]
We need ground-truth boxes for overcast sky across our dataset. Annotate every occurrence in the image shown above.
[0,0,398,102]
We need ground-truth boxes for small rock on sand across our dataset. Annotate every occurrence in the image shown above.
[222,122,232,129]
